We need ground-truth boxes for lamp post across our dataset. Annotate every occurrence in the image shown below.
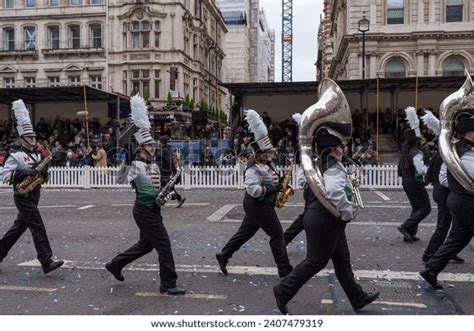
[358,15,370,79]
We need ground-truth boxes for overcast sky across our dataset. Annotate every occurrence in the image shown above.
[260,0,324,82]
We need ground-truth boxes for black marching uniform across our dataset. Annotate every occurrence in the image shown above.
[216,161,293,277]
[274,151,378,314]
[397,145,431,242]
[421,138,474,288]
[422,152,462,262]
[0,147,63,273]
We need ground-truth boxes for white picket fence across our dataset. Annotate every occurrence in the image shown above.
[0,164,403,190]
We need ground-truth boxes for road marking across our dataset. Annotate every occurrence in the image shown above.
[0,285,57,293]
[321,299,427,309]
[17,259,474,283]
[135,292,227,300]
[0,204,77,210]
[373,190,391,201]
[207,204,239,222]
[77,205,95,210]
[111,203,210,207]
[221,219,436,227]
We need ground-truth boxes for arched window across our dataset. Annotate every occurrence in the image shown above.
[443,57,465,76]
[24,26,36,50]
[47,25,60,49]
[385,59,406,78]
[131,20,150,49]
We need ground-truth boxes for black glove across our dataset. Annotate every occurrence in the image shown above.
[264,183,283,196]
[40,168,49,180]
[14,169,38,181]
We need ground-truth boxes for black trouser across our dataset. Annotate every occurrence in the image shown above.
[400,178,431,236]
[110,203,178,288]
[426,193,474,275]
[423,185,451,260]
[277,207,366,308]
[220,194,292,274]
[0,189,53,266]
[284,213,304,245]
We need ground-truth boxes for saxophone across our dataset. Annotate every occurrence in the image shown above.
[16,154,52,194]
[275,159,294,208]
[156,168,182,206]
[347,161,364,219]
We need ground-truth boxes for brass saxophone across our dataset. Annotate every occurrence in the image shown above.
[275,159,294,208]
[16,154,52,194]
[347,161,364,219]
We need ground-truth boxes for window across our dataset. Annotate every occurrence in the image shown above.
[130,20,150,49]
[385,59,406,78]
[48,26,60,49]
[25,0,35,7]
[69,25,81,48]
[154,69,161,99]
[24,26,36,50]
[48,76,60,87]
[443,57,465,76]
[89,75,102,89]
[5,0,14,8]
[90,0,101,4]
[122,70,127,95]
[69,75,81,86]
[3,28,15,51]
[70,0,81,5]
[131,69,150,96]
[89,24,102,48]
[154,21,161,48]
[387,0,404,24]
[24,77,36,88]
[4,78,15,88]
[446,0,463,22]
[49,0,59,6]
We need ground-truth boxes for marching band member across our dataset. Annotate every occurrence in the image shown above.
[397,107,431,242]
[420,89,474,289]
[273,79,379,315]
[420,110,463,263]
[216,109,292,278]
[105,95,185,295]
[0,100,63,274]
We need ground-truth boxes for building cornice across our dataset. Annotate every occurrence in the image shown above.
[0,13,105,21]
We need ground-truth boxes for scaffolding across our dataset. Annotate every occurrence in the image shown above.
[282,0,293,82]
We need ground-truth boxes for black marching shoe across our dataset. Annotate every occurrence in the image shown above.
[273,285,289,315]
[353,291,380,312]
[42,260,64,274]
[105,262,125,281]
[176,197,186,209]
[420,270,443,290]
[450,255,465,263]
[159,286,186,295]
[398,226,414,243]
[215,252,228,275]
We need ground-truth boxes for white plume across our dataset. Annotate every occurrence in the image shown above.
[12,99,31,126]
[245,109,267,141]
[420,110,440,136]
[130,94,150,129]
[404,106,421,138]
[292,113,302,126]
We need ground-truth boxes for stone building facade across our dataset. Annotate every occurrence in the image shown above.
[318,0,474,80]
[0,0,227,111]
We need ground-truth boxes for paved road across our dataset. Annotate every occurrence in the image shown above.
[0,188,472,315]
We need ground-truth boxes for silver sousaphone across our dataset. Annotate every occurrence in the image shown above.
[439,71,474,193]
[299,79,353,218]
